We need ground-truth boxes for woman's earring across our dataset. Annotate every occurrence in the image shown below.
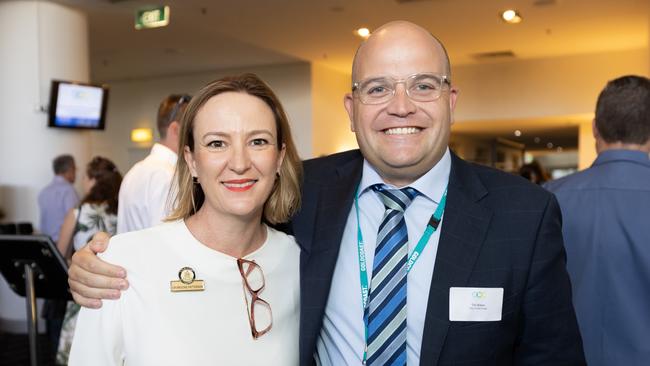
[192,176,199,184]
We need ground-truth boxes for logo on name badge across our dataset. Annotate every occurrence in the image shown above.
[170,266,205,292]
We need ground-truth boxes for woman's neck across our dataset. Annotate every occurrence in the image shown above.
[186,208,266,258]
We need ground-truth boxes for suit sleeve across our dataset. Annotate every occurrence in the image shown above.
[514,195,586,365]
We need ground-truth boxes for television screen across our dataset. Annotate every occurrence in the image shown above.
[48,80,109,130]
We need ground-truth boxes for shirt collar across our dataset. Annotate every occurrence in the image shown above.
[594,149,650,167]
[151,143,178,165]
[53,175,69,184]
[358,148,451,204]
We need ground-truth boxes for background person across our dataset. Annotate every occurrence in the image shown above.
[68,74,303,365]
[519,160,549,185]
[38,154,79,242]
[117,94,190,233]
[55,156,122,364]
[545,75,650,366]
[37,153,79,356]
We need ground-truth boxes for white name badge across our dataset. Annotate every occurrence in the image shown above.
[449,287,504,321]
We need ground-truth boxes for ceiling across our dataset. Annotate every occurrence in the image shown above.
[46,0,648,155]
[50,0,649,82]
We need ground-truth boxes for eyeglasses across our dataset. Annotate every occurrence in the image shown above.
[236,258,273,339]
[168,94,191,123]
[352,73,451,105]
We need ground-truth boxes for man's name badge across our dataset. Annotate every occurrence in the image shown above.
[170,267,205,292]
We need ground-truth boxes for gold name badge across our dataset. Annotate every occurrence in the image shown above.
[170,266,205,292]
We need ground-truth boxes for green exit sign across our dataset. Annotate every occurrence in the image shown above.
[135,6,170,30]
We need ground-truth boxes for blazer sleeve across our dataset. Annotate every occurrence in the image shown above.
[514,195,586,365]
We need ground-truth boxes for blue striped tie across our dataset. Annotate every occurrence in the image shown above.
[366,184,418,366]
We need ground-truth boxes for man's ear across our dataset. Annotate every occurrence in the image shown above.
[344,93,355,132]
[449,87,459,111]
[169,121,181,138]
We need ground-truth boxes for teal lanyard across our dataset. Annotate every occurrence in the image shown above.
[354,185,447,363]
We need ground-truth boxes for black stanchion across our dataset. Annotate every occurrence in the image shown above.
[0,235,70,366]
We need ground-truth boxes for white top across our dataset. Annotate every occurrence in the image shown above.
[69,220,300,366]
[117,143,177,234]
[316,149,451,365]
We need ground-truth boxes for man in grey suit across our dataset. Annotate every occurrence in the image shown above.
[545,75,650,366]
[67,21,585,365]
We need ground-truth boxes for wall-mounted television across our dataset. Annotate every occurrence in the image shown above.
[48,80,109,130]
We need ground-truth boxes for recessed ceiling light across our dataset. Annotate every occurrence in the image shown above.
[501,9,522,24]
[356,28,371,38]
[514,130,522,137]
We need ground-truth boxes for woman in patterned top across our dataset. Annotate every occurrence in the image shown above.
[56,156,122,364]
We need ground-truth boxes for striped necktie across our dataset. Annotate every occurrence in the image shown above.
[366,184,418,366]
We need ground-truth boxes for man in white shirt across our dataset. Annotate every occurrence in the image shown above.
[117,94,190,233]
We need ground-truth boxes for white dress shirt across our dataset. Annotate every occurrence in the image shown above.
[316,149,451,365]
[117,143,177,234]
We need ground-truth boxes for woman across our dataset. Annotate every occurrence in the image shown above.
[69,74,303,366]
[56,156,122,364]
[57,156,121,256]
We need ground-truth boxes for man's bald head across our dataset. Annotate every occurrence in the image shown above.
[343,20,459,187]
[351,21,451,83]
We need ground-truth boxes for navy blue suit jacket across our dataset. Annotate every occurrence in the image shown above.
[290,150,585,365]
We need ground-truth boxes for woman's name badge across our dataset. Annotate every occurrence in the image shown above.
[170,267,205,292]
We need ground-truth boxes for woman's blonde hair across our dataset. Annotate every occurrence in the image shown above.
[166,73,302,225]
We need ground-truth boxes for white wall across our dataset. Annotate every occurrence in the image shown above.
[453,48,649,122]
[0,0,90,333]
[90,62,313,173]
[311,62,357,157]
[451,48,648,169]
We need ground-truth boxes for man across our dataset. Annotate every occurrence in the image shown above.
[38,154,78,241]
[38,154,79,355]
[117,94,190,233]
[68,21,585,365]
[545,75,650,366]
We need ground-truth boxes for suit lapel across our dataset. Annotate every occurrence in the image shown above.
[419,154,493,366]
[299,152,363,366]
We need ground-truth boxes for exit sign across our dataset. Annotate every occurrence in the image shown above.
[135,6,170,30]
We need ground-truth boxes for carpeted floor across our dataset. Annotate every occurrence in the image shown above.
[0,332,55,366]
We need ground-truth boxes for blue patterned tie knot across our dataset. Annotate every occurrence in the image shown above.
[371,184,419,213]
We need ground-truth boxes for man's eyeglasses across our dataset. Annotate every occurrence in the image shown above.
[237,258,273,339]
[168,94,191,123]
[352,73,451,105]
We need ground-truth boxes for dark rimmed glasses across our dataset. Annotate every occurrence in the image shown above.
[236,258,273,339]
[352,72,451,105]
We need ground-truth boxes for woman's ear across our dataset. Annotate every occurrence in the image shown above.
[184,146,197,178]
[277,143,286,174]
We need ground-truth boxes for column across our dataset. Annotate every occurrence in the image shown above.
[0,0,90,333]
